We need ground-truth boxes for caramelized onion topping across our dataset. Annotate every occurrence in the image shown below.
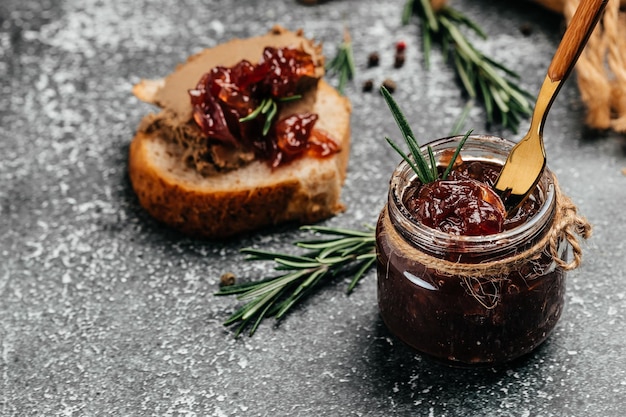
[188,47,340,167]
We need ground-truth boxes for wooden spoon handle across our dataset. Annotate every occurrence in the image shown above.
[547,0,608,82]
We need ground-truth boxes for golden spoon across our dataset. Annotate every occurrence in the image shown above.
[493,0,608,212]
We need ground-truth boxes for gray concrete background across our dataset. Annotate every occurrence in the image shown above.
[1,0,625,415]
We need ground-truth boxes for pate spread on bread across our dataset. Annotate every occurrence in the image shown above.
[129,26,352,238]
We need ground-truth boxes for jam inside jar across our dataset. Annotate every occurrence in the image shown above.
[376,134,566,366]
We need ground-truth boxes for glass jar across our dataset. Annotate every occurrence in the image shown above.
[376,134,566,366]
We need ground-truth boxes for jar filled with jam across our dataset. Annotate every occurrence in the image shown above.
[376,134,568,366]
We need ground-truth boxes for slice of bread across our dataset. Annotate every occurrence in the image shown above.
[129,27,352,238]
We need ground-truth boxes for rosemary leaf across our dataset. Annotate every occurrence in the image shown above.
[262,100,278,136]
[261,97,273,114]
[380,85,417,142]
[216,280,265,295]
[239,94,303,136]
[274,272,324,319]
[280,94,303,103]
[339,240,374,257]
[385,137,428,184]
[477,76,494,124]
[315,256,350,265]
[484,56,521,78]
[445,7,486,39]
[442,130,472,180]
[427,146,438,181]
[402,0,415,25]
[296,268,328,292]
[274,258,321,269]
[237,271,306,303]
[274,293,306,320]
[348,256,377,293]
[419,0,439,31]
[241,285,284,321]
[241,248,316,264]
[248,297,280,336]
[489,83,510,114]
[453,53,477,98]
[239,100,265,123]
[382,83,474,186]
[441,18,481,64]
[338,66,349,93]
[300,225,374,237]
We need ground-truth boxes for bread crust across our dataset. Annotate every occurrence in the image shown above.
[129,80,351,238]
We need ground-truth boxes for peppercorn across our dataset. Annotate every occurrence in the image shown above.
[381,78,396,94]
[520,23,532,37]
[362,79,374,92]
[396,41,407,53]
[394,53,405,68]
[367,52,380,68]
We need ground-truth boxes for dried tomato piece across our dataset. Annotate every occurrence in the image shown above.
[257,47,316,98]
[275,113,318,155]
[210,64,254,117]
[189,63,262,146]
[189,81,239,146]
[230,59,265,91]
[269,114,341,167]
[307,128,341,158]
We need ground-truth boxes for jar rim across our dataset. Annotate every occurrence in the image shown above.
[387,134,556,254]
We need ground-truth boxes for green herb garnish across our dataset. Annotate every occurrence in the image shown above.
[381,86,436,184]
[403,0,533,132]
[326,28,356,95]
[216,225,376,337]
[239,95,302,136]
[382,85,471,183]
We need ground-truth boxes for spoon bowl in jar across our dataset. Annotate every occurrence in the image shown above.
[493,0,608,213]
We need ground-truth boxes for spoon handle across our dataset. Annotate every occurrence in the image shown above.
[548,0,608,82]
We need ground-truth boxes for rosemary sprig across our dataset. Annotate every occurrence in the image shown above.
[239,95,302,136]
[381,85,471,183]
[215,225,376,337]
[403,0,533,132]
[381,86,436,184]
[326,28,356,95]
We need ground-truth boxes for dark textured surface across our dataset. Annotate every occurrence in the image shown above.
[1,0,625,415]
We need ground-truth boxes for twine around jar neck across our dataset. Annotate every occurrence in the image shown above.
[547,177,593,270]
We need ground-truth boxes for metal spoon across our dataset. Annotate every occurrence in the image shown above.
[493,0,608,212]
